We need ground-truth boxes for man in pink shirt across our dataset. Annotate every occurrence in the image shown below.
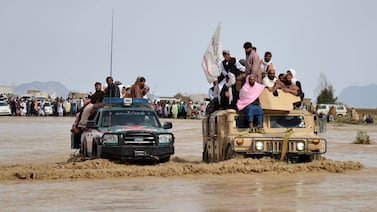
[237,74,265,131]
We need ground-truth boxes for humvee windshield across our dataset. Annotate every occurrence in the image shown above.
[101,110,161,128]
[270,116,306,128]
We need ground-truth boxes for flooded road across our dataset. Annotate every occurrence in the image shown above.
[0,117,376,211]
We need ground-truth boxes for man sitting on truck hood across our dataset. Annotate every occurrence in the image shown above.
[237,74,265,131]
[262,69,277,92]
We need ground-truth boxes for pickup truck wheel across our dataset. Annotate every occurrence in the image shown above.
[82,139,88,158]
[202,147,209,163]
[159,156,170,163]
[225,144,234,160]
[92,140,97,159]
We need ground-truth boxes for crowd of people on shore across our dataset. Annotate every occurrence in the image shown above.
[1,94,82,117]
[150,100,206,119]
[0,74,206,120]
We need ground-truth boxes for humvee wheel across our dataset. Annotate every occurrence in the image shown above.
[225,144,234,160]
[290,155,314,163]
[300,155,314,163]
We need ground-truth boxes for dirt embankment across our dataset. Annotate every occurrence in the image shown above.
[0,156,363,181]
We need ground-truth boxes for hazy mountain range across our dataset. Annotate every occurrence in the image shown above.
[12,81,377,108]
[337,83,377,108]
[14,81,70,98]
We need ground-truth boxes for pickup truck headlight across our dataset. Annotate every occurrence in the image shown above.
[102,134,118,144]
[159,134,173,143]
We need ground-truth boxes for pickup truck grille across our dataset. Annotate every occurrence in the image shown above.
[122,132,156,145]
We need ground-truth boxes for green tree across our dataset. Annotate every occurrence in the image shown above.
[316,73,337,104]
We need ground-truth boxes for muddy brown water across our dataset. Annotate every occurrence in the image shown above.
[0,116,376,211]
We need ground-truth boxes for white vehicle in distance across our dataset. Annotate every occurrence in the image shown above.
[0,101,11,116]
[316,104,348,117]
[43,102,53,116]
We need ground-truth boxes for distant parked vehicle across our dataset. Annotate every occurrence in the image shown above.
[43,102,53,116]
[316,104,348,117]
[0,101,11,116]
[0,96,8,102]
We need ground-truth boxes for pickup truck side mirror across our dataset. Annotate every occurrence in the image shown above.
[86,121,97,128]
[162,122,172,129]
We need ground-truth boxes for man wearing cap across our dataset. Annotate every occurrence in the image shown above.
[218,49,245,84]
[218,49,245,104]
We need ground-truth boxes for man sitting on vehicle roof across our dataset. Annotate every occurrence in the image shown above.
[219,73,237,110]
[77,82,105,129]
[262,69,278,92]
[237,74,265,132]
[280,72,299,96]
[287,69,304,101]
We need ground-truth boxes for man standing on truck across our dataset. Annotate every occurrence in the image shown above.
[237,74,265,132]
[218,49,245,93]
[105,76,120,98]
[130,76,149,98]
[260,51,274,79]
[244,42,262,83]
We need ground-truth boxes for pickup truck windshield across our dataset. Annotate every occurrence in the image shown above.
[101,110,161,128]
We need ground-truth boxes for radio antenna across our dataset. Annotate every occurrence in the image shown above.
[109,10,114,77]
[108,10,114,131]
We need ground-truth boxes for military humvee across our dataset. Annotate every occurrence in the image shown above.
[202,89,327,163]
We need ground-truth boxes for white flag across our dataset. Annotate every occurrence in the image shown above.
[201,23,222,83]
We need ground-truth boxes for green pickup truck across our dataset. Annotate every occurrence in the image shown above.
[71,98,174,162]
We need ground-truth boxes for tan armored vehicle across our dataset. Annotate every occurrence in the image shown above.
[202,89,327,163]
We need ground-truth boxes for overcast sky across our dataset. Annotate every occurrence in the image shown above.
[1,0,376,100]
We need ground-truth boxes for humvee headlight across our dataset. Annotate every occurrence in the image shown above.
[296,142,305,151]
[255,141,264,151]
[159,134,173,143]
[311,138,320,144]
[235,138,244,146]
[102,134,118,144]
